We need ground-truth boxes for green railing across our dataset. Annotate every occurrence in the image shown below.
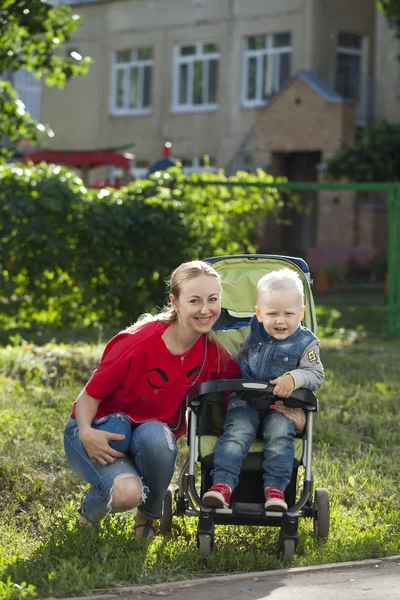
[195,180,400,337]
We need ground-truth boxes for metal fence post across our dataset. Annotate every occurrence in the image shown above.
[387,185,400,336]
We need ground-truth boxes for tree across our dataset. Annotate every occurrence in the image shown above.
[377,0,400,56]
[325,121,400,182]
[0,0,90,162]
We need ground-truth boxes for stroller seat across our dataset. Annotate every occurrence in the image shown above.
[171,255,329,562]
[199,436,304,472]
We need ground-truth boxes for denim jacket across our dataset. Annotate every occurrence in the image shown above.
[239,315,324,391]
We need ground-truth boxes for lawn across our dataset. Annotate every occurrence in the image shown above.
[0,291,399,599]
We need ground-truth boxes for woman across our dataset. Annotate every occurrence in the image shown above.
[64,260,241,539]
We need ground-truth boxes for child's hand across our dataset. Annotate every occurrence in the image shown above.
[270,374,295,398]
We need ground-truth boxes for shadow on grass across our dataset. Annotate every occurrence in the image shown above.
[314,290,388,338]
[2,510,396,599]
[2,515,151,598]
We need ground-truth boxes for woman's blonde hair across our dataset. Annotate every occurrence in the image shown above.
[125,260,230,368]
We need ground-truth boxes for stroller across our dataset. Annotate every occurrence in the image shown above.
[161,254,330,562]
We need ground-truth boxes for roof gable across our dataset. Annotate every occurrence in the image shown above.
[277,70,354,104]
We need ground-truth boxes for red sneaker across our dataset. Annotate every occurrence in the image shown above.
[202,483,232,508]
[264,487,287,511]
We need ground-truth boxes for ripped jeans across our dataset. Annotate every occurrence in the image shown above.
[64,416,178,522]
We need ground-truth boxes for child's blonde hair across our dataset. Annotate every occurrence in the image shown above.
[257,268,304,305]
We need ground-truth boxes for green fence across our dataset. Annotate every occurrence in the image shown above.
[196,180,400,337]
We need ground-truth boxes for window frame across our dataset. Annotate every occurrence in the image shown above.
[241,33,292,108]
[335,32,369,125]
[12,68,42,121]
[335,32,364,102]
[178,156,217,174]
[172,42,220,113]
[110,47,154,117]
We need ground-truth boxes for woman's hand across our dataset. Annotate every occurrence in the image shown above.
[74,390,125,465]
[271,401,306,434]
[79,427,125,466]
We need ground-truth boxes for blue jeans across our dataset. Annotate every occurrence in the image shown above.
[64,416,178,522]
[211,396,296,491]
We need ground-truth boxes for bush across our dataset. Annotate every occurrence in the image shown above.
[325,122,400,182]
[0,163,289,328]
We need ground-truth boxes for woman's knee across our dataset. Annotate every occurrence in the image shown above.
[112,473,143,511]
[133,421,178,458]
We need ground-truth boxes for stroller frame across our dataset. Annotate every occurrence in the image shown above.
[163,255,329,561]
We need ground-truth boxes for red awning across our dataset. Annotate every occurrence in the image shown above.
[21,150,133,170]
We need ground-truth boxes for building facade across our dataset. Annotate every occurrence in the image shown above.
[42,0,381,168]
[40,0,399,274]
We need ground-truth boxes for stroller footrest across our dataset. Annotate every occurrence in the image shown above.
[231,502,264,517]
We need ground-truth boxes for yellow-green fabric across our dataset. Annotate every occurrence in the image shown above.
[199,435,304,471]
[214,256,317,332]
[215,327,250,358]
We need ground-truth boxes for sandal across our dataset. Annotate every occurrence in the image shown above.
[134,520,156,540]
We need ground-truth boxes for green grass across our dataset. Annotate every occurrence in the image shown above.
[314,290,388,338]
[0,291,399,598]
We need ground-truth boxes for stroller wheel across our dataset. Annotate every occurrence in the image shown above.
[159,488,173,534]
[313,488,330,538]
[280,539,296,563]
[198,533,213,556]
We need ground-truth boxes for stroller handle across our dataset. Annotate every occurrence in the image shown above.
[188,379,318,411]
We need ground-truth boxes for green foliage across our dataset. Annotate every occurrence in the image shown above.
[0,164,287,329]
[325,122,400,182]
[0,82,43,162]
[377,1,400,49]
[0,0,90,162]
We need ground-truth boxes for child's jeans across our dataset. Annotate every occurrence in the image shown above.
[211,396,296,491]
[64,416,178,522]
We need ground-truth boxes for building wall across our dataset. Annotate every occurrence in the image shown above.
[374,10,400,123]
[42,0,375,171]
[40,0,392,276]
[311,0,375,78]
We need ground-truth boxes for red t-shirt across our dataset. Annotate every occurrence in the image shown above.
[71,321,241,438]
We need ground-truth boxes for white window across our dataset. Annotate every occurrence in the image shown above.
[110,47,153,116]
[335,33,363,102]
[12,69,42,121]
[172,43,220,112]
[178,156,217,174]
[111,159,150,182]
[242,33,291,107]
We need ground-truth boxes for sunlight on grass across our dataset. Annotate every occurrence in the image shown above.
[0,292,399,598]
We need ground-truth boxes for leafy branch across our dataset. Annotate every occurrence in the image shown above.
[0,0,90,162]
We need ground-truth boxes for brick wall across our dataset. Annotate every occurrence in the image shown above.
[253,74,387,276]
[254,78,354,156]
